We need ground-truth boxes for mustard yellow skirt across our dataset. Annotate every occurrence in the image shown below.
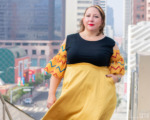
[42,63,117,120]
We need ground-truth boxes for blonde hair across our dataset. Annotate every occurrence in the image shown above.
[79,5,105,36]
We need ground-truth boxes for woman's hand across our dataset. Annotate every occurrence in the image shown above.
[106,74,122,83]
[47,94,56,109]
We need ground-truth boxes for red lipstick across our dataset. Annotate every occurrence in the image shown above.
[88,24,94,26]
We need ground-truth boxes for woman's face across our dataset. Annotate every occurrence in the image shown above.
[83,7,103,32]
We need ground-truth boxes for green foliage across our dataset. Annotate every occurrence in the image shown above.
[27,73,44,86]
[12,89,27,103]
[2,95,10,101]
[4,73,46,103]
[45,73,51,80]
[34,73,44,85]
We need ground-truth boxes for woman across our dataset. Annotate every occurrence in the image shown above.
[42,5,125,120]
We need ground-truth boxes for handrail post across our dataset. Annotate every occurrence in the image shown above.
[0,93,13,120]
[3,103,5,120]
[131,70,135,120]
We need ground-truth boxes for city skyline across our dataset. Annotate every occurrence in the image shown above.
[107,0,123,36]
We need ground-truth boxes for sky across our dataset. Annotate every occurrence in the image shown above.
[107,0,123,36]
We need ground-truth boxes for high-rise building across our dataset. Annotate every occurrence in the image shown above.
[133,0,150,24]
[48,0,55,40]
[146,0,150,21]
[133,0,146,24]
[106,6,114,33]
[123,0,132,53]
[61,0,66,40]
[55,0,66,40]
[0,0,11,40]
[93,0,106,13]
[0,0,55,40]
[0,0,66,67]
[128,21,150,69]
[105,25,113,39]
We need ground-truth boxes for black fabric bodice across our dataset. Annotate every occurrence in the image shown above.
[66,33,115,67]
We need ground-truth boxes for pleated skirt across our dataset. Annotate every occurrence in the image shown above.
[42,63,117,120]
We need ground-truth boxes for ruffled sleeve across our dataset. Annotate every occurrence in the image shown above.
[109,49,125,75]
[44,43,67,79]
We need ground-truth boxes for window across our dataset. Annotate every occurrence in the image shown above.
[41,50,45,55]
[77,7,87,10]
[22,43,29,46]
[77,13,84,16]
[78,1,92,4]
[40,58,46,67]
[53,49,58,54]
[137,6,141,11]
[31,58,37,66]
[25,49,28,54]
[51,42,60,45]
[32,50,36,55]
[39,43,47,46]
[31,43,38,46]
[15,43,21,46]
[148,10,150,14]
[5,42,12,46]
[16,52,20,58]
[142,14,144,19]
[136,14,140,19]
[0,42,3,45]
[140,5,144,11]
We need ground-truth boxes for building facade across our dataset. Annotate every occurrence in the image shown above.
[0,0,11,40]
[128,21,150,69]
[0,0,56,40]
[123,0,132,53]
[146,0,150,21]
[133,0,146,24]
[0,40,62,67]
[106,6,114,33]
[0,47,30,83]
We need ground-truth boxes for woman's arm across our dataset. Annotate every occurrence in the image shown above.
[107,43,123,83]
[47,39,67,108]
[47,75,62,109]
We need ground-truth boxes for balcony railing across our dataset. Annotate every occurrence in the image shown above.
[0,92,34,120]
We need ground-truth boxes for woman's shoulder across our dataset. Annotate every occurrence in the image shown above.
[66,33,79,43]
[67,33,78,39]
[65,33,79,49]
[105,36,116,47]
[105,36,115,42]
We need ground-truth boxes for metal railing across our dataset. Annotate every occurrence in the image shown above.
[0,92,13,120]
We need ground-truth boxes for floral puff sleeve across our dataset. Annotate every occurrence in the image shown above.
[109,49,125,75]
[44,43,67,79]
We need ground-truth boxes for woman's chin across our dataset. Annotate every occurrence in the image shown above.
[86,28,98,32]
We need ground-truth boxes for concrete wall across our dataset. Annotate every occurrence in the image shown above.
[137,52,150,119]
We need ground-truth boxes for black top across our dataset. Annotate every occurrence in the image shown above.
[66,33,115,67]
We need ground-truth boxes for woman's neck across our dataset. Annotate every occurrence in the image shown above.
[82,30,101,37]
[81,30,103,38]
[79,30,105,41]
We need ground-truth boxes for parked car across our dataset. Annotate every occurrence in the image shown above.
[23,98,32,104]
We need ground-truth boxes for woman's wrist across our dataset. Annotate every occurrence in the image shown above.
[116,75,122,82]
[49,90,56,96]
